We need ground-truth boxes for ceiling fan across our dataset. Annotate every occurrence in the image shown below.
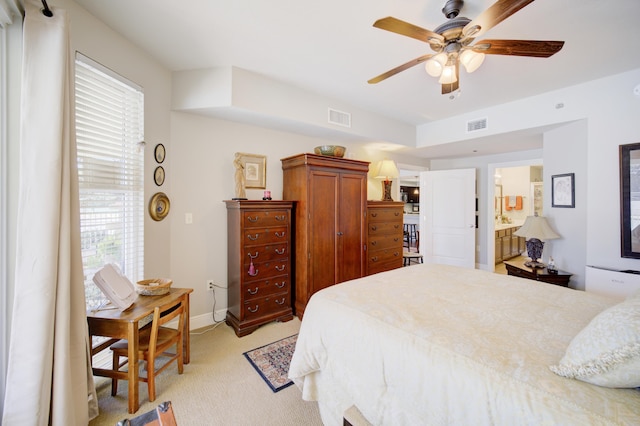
[368,0,564,95]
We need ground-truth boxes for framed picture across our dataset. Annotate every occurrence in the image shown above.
[551,173,575,208]
[154,143,165,163]
[237,153,266,189]
[153,166,165,186]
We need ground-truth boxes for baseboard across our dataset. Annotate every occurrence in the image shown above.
[189,309,227,331]
[167,309,227,331]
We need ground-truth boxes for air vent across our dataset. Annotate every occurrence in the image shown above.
[328,108,351,128]
[467,117,488,132]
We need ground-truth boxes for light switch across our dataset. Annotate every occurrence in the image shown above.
[185,213,193,224]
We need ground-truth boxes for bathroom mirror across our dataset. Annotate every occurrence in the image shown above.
[620,142,640,258]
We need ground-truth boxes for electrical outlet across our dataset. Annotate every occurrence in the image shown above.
[206,280,214,291]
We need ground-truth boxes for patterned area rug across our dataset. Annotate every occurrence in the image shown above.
[243,334,297,392]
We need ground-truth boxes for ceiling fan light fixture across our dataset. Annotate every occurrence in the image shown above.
[439,65,458,84]
[460,49,485,73]
[425,52,447,77]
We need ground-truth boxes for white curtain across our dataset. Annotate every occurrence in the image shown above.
[2,2,98,424]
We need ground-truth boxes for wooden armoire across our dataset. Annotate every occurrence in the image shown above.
[281,153,369,318]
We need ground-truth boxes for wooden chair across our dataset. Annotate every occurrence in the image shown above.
[110,296,186,403]
[403,230,423,266]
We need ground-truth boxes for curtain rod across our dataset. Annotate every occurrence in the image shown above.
[41,0,53,17]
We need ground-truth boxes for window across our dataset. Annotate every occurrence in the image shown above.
[75,53,144,310]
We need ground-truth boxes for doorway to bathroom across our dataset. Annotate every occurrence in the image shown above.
[488,159,543,271]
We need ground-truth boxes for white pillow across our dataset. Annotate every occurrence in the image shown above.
[549,295,640,388]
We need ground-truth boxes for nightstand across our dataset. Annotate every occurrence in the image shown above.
[503,258,572,287]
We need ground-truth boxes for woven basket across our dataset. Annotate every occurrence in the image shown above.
[136,278,173,296]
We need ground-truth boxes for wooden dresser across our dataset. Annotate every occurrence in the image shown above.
[282,153,369,319]
[224,200,294,337]
[366,201,404,275]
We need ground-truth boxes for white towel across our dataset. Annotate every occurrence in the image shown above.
[508,196,516,207]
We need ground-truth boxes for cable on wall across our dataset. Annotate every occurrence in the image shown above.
[40,0,53,17]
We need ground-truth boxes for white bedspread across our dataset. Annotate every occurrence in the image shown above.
[288,263,640,425]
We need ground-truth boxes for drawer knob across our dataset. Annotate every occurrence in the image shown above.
[275,265,286,272]
[275,231,285,238]
[248,234,260,241]
[275,215,286,221]
[371,225,377,231]
[371,256,378,262]
[275,298,286,305]
[247,252,258,259]
[248,287,258,295]
[247,216,259,222]
[248,305,259,313]
[275,281,285,288]
[275,248,285,255]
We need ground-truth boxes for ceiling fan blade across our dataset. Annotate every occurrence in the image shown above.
[462,0,535,40]
[441,80,459,94]
[368,54,433,84]
[472,39,564,57]
[373,17,444,45]
[441,64,460,94]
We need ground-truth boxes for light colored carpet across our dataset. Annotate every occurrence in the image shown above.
[89,318,322,426]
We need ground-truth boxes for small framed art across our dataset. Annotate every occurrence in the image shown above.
[551,173,575,208]
[154,166,165,186]
[154,143,166,163]
[237,153,267,189]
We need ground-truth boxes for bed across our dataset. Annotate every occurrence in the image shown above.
[288,263,640,425]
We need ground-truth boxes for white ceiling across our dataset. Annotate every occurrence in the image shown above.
[72,0,640,158]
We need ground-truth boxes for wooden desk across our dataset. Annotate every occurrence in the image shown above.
[504,259,572,287]
[87,287,193,414]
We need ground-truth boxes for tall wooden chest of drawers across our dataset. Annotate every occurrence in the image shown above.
[366,201,404,275]
[224,200,294,337]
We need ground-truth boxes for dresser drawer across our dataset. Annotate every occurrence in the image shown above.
[244,258,290,281]
[242,292,291,321]
[243,276,289,300]
[367,253,403,275]
[368,221,403,235]
[368,208,402,223]
[243,243,288,266]
[368,248,402,265]
[243,226,289,245]
[368,234,403,250]
[243,210,289,228]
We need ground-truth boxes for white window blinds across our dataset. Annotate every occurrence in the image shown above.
[75,53,144,309]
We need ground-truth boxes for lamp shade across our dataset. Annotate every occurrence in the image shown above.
[438,65,458,84]
[459,50,485,73]
[375,160,400,180]
[513,215,560,240]
[425,52,447,77]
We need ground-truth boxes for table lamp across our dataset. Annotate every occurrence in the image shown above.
[375,159,400,201]
[513,214,560,268]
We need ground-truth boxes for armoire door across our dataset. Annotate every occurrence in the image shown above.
[309,170,339,294]
[336,172,366,283]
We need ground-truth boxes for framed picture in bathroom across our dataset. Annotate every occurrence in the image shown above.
[551,173,575,208]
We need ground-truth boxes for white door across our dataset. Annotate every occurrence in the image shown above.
[420,169,476,268]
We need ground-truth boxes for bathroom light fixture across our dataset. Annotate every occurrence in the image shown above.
[375,159,400,202]
[513,214,560,268]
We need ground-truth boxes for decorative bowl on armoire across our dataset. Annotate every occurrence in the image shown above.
[314,145,346,157]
